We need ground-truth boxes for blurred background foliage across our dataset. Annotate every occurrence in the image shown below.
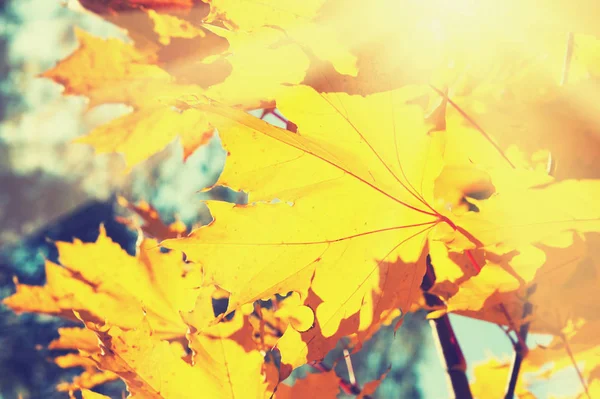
[0,0,430,398]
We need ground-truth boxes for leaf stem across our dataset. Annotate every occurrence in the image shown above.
[503,285,536,399]
[422,255,473,399]
[561,333,591,398]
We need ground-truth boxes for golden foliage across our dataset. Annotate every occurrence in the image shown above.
[6,0,600,397]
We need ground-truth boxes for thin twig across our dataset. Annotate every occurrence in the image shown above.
[561,32,575,86]
[422,255,473,399]
[561,333,591,398]
[504,285,536,399]
[499,303,528,356]
[429,85,516,169]
[343,348,357,386]
[497,324,517,347]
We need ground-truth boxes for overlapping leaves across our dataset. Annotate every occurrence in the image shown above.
[6,0,600,397]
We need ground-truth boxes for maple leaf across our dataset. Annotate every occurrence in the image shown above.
[163,76,600,371]
[163,84,447,368]
[201,0,357,77]
[46,0,600,170]
[81,315,274,399]
[78,104,214,167]
[425,101,600,329]
[436,33,600,180]
[15,1,600,396]
[198,26,309,107]
[45,20,310,167]
[42,29,170,108]
[435,233,599,329]
[3,227,206,339]
[414,32,600,346]
[427,181,600,346]
[42,29,214,167]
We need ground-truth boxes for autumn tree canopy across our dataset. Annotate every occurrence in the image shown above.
[4,0,600,397]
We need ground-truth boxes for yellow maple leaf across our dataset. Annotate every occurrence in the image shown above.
[14,1,600,395]
[201,0,356,76]
[162,73,600,372]
[3,227,206,339]
[83,316,273,399]
[163,86,446,368]
[43,29,170,108]
[45,21,312,167]
[42,29,215,168]
[199,25,310,107]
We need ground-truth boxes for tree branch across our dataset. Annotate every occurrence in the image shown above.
[504,29,575,399]
[499,303,528,357]
[503,285,536,399]
[421,255,473,399]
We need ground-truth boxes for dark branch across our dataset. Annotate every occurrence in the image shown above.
[499,303,528,355]
[504,285,536,399]
[421,255,473,399]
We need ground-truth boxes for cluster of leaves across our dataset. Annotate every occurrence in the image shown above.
[5,0,600,397]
